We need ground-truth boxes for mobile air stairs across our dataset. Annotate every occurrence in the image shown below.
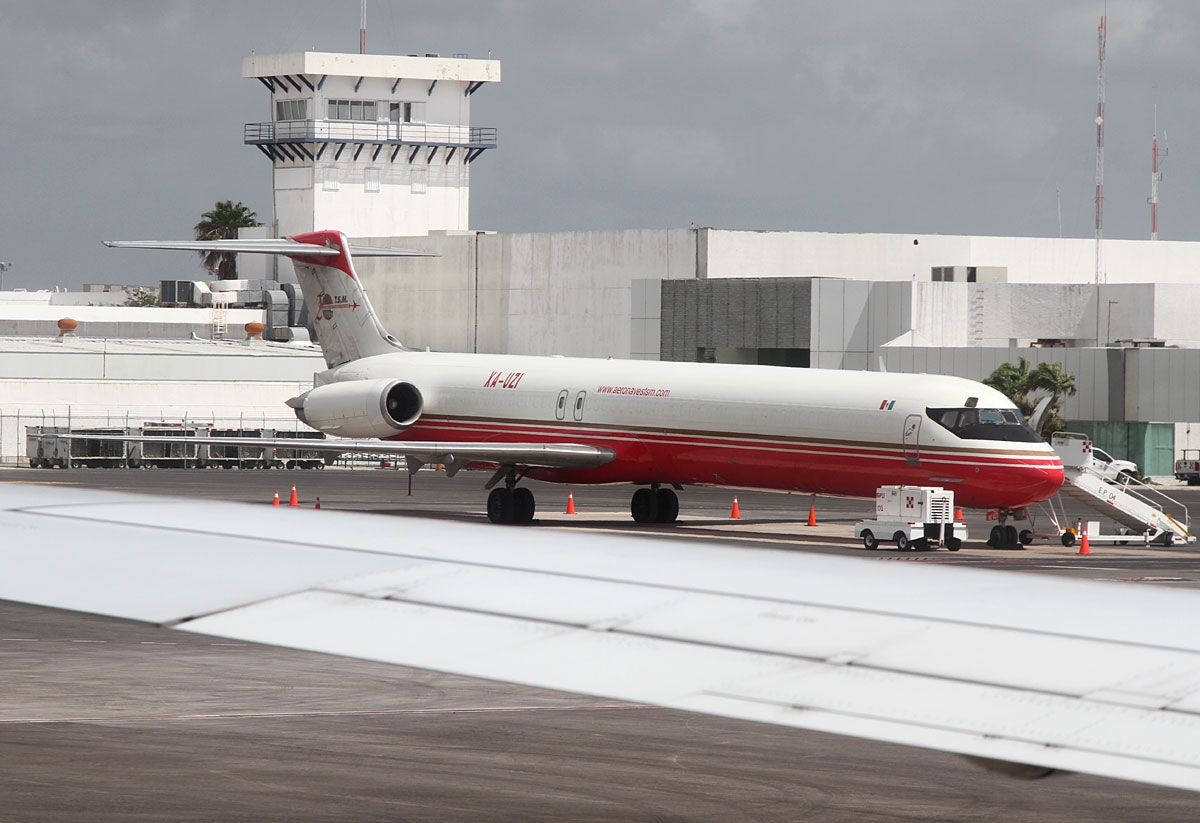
[1042,433,1195,547]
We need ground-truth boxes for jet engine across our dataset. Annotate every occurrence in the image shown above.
[288,378,423,438]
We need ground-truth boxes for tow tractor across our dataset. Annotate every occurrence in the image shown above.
[855,485,967,551]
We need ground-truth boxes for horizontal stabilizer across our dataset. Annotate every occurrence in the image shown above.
[103,239,438,258]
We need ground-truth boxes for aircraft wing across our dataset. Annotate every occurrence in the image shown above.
[3,483,1200,792]
[53,433,615,473]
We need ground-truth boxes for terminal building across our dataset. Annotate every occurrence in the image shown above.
[4,45,1200,478]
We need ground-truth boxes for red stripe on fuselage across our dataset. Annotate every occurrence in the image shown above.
[393,416,1064,509]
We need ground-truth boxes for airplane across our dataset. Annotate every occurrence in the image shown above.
[2,482,1199,793]
[103,230,1064,540]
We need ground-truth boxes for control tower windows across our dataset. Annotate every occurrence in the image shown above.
[389,101,426,124]
[275,99,308,121]
[327,100,377,122]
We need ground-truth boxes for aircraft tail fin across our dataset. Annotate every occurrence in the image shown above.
[105,230,435,368]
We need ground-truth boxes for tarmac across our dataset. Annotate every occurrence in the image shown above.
[2,466,1200,820]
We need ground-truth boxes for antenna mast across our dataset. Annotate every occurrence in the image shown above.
[1150,106,1167,240]
[1093,14,1106,282]
[359,0,367,54]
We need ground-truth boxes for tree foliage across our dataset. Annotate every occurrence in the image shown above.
[193,201,261,280]
[984,357,1077,441]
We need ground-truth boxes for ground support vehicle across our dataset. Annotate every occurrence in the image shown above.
[1175,449,1200,485]
[132,423,204,468]
[1040,433,1194,547]
[269,429,331,469]
[26,426,70,468]
[855,485,966,551]
[201,427,271,469]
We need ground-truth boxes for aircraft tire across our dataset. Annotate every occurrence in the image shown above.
[655,488,679,523]
[1004,525,1019,548]
[487,487,515,524]
[631,488,658,523]
[988,525,1004,548]
[513,487,536,524]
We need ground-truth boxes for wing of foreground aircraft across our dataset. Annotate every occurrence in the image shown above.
[2,484,1199,792]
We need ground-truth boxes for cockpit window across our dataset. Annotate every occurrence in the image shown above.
[927,407,1042,443]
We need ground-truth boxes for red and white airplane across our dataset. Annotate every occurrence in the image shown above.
[106,230,1064,530]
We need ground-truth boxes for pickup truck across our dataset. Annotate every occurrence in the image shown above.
[1175,449,1200,485]
[1090,447,1139,483]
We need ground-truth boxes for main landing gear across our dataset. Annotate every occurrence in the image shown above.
[631,484,679,524]
[486,466,536,525]
[483,471,681,527]
[487,486,535,524]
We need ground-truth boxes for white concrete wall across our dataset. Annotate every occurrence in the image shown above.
[704,230,1200,285]
[310,161,470,239]
[357,230,697,359]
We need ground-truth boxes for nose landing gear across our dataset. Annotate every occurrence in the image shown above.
[986,510,1032,549]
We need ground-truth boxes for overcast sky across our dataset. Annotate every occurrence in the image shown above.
[2,0,1198,289]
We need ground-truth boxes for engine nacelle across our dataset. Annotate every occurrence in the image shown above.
[289,379,423,438]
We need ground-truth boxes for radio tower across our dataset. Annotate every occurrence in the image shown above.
[1150,107,1167,240]
[1093,15,1106,283]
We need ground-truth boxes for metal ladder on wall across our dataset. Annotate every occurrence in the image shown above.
[210,305,228,340]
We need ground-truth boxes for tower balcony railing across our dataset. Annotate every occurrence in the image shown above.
[245,120,497,149]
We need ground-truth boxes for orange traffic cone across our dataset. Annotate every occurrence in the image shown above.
[314,497,321,510]
[288,484,299,507]
[807,502,817,526]
[272,490,280,507]
[955,508,964,521]
[565,492,576,514]
[1078,525,1091,555]
[730,496,741,519]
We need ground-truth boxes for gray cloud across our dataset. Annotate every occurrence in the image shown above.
[1,0,1196,290]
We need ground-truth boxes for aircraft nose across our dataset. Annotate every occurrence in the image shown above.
[1034,459,1066,500]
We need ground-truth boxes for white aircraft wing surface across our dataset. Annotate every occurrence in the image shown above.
[3,484,1200,792]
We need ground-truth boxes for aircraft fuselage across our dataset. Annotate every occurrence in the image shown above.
[323,350,1064,510]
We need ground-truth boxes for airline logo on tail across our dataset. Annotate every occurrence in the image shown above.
[315,292,361,321]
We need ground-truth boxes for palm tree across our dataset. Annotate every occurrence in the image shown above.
[193,201,261,280]
[983,357,1034,417]
[1025,361,1077,438]
[984,358,1077,440]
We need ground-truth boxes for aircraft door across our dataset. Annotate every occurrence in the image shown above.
[902,414,921,465]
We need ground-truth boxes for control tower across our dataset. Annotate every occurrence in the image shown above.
[243,51,500,239]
